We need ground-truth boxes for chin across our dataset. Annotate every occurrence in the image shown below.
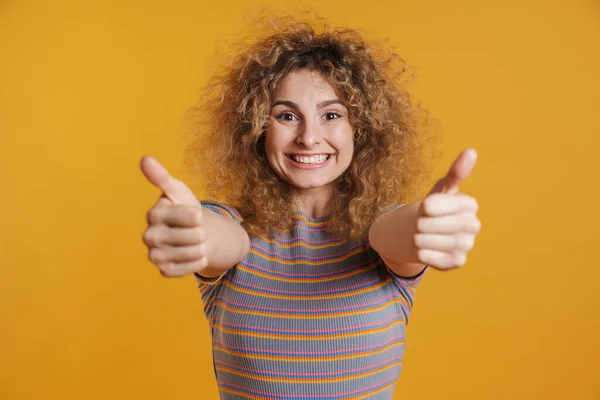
[286,179,335,191]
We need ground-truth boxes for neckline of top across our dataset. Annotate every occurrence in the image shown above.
[294,211,333,223]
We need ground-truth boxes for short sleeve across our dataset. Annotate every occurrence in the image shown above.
[192,200,243,286]
[364,235,428,290]
[385,263,428,297]
[199,200,243,224]
[365,236,427,324]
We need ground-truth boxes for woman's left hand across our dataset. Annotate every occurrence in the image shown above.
[415,148,482,270]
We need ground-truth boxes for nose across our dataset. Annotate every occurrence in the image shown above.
[295,121,321,148]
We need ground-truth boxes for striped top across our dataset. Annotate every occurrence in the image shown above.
[195,201,427,400]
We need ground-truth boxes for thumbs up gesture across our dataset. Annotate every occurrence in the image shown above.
[415,148,482,270]
[140,156,208,277]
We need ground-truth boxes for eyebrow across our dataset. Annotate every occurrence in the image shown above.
[271,99,344,110]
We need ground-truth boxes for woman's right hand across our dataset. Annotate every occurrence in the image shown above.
[140,156,208,278]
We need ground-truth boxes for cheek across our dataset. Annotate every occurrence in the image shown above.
[264,129,283,169]
[340,146,354,168]
[264,128,276,157]
[336,129,355,166]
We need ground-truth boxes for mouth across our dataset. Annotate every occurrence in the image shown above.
[285,153,334,169]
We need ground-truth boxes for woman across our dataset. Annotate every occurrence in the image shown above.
[141,17,481,399]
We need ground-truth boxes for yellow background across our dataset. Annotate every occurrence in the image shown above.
[2,0,599,399]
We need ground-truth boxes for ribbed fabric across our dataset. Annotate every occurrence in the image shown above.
[195,200,427,400]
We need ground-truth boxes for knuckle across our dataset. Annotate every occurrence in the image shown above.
[158,263,175,277]
[470,218,482,233]
[142,230,152,246]
[143,229,161,247]
[417,249,428,264]
[148,249,164,264]
[159,263,184,278]
[416,218,426,232]
[464,238,474,251]
[422,198,433,215]
[457,235,472,251]
[468,236,475,250]
[414,234,423,248]
[453,252,467,267]
[423,195,439,215]
[147,208,161,225]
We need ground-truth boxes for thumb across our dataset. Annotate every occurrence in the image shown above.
[429,148,478,195]
[140,156,199,205]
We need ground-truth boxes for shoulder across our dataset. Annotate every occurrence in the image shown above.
[199,200,243,224]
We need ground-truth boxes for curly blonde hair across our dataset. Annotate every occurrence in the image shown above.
[185,15,438,237]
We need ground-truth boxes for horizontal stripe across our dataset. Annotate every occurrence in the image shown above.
[236,260,375,283]
[212,335,404,362]
[290,215,329,230]
[258,234,351,249]
[247,245,364,266]
[200,202,243,221]
[201,205,237,221]
[213,334,404,357]
[215,314,398,335]
[212,317,403,341]
[215,355,402,379]
[292,214,331,224]
[250,241,363,262]
[211,293,399,319]
[220,278,390,301]
[238,258,373,279]
[218,375,397,399]
[214,291,397,313]
[215,359,402,384]
[223,275,386,297]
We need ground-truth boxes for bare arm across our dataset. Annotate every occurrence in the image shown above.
[199,208,250,278]
[368,202,427,278]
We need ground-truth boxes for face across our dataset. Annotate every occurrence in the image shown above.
[265,69,354,197]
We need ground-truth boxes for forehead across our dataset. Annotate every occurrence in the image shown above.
[274,69,338,99]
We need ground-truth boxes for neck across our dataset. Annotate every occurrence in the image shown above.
[292,186,333,219]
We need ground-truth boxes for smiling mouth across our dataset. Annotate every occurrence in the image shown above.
[286,154,333,164]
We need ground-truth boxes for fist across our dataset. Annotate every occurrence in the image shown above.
[415,149,482,270]
[140,156,208,277]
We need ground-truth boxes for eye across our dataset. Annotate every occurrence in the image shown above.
[275,112,299,122]
[324,111,342,121]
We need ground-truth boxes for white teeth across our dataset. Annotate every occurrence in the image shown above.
[291,154,329,164]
